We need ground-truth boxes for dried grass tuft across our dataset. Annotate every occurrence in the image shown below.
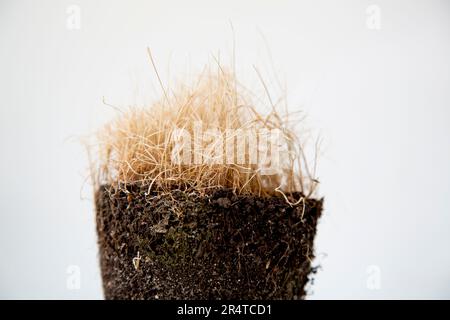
[91,58,318,199]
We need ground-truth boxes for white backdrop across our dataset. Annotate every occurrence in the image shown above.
[1,0,449,299]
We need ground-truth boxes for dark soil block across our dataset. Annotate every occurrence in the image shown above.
[95,184,322,299]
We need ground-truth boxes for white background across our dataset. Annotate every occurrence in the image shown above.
[1,0,449,299]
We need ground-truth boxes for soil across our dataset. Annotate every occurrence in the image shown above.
[95,184,323,300]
